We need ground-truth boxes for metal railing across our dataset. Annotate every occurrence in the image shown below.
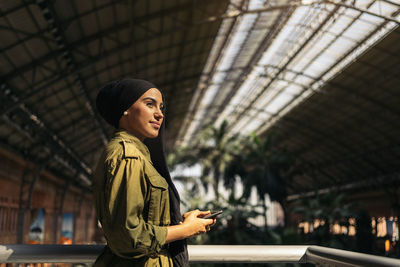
[0,244,399,266]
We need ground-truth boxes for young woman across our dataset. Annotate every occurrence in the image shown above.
[93,79,215,266]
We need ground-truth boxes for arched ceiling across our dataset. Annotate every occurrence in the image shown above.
[272,26,400,197]
[1,0,399,196]
[1,0,231,188]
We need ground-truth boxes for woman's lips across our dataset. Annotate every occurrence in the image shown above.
[150,122,160,129]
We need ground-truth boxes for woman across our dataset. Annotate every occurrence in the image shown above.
[93,79,215,266]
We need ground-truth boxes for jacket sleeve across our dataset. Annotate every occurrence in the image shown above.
[103,154,168,259]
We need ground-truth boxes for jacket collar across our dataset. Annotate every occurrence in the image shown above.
[115,129,152,162]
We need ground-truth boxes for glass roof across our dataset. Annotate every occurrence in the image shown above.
[177,0,400,147]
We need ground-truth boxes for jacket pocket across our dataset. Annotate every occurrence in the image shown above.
[148,175,168,190]
[147,175,169,224]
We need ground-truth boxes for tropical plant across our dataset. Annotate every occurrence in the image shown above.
[189,193,267,245]
[291,192,357,248]
[170,120,239,201]
[189,191,302,267]
[225,132,295,228]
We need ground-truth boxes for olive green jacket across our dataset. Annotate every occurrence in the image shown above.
[92,130,173,266]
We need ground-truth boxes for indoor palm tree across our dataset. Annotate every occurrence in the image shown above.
[169,120,239,201]
[225,132,295,228]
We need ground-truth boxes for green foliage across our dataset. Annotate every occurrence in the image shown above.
[170,121,304,258]
[292,192,356,224]
[169,120,240,200]
[291,192,358,248]
[224,131,295,228]
[225,132,294,203]
[188,192,279,246]
[169,120,379,260]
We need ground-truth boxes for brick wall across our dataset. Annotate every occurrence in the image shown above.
[0,147,97,244]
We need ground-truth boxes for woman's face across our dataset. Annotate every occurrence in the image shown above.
[121,88,164,141]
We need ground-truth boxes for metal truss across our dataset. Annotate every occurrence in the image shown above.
[36,0,107,145]
[176,0,248,146]
[1,84,91,186]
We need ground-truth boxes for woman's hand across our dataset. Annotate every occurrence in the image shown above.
[165,209,216,243]
[181,210,216,237]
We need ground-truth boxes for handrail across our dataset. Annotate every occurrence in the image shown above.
[305,246,400,267]
[0,244,399,266]
[188,245,307,263]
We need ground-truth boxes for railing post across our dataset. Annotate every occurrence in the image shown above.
[17,165,42,244]
[52,179,70,244]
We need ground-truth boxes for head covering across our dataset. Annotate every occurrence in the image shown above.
[96,79,156,128]
[96,78,189,267]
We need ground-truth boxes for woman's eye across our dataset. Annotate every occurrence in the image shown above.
[146,102,153,107]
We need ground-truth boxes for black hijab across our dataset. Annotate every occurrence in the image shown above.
[96,78,189,267]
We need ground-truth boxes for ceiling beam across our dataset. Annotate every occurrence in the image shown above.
[211,7,293,130]
[1,38,213,116]
[327,0,400,24]
[1,83,91,186]
[36,0,108,145]
[230,5,341,131]
[175,0,246,146]
[256,3,393,135]
[1,1,219,82]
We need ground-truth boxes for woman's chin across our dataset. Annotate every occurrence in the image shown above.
[146,131,159,139]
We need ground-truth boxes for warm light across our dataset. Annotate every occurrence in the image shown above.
[299,222,311,234]
[372,217,376,234]
[377,217,387,237]
[385,239,390,252]
[332,224,341,234]
[348,225,356,236]
[297,217,399,238]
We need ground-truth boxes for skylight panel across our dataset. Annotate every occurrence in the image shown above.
[220,5,327,136]
[239,116,266,134]
[304,58,331,77]
[231,75,263,106]
[343,16,382,40]
[248,0,264,10]
[324,37,355,59]
[212,72,227,85]
[252,85,279,109]
[369,0,399,17]
[328,13,355,35]
[237,88,296,135]
[265,91,294,114]
[202,17,236,74]
[218,13,258,71]
[285,84,303,95]
[215,74,265,127]
[179,0,400,147]
[312,32,337,49]
[201,84,219,106]
[314,53,337,67]
[230,113,256,134]
[215,105,236,126]
[283,71,297,81]
[258,9,299,65]
[358,12,384,26]
[180,1,263,145]
[274,80,289,90]
[316,22,397,91]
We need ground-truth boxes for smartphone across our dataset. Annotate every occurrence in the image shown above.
[203,210,223,219]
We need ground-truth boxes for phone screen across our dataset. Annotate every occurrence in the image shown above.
[203,210,223,219]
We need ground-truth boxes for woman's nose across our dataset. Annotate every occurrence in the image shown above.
[155,109,164,120]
